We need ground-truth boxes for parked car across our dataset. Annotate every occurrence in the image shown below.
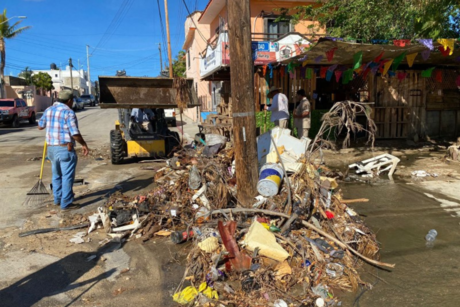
[72,98,84,111]
[0,98,36,127]
[164,108,177,126]
[80,94,96,106]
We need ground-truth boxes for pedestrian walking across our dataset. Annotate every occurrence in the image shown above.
[293,89,311,138]
[38,90,89,211]
[265,86,289,128]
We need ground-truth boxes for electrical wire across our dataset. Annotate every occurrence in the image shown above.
[156,0,169,65]
[91,0,135,56]
[181,0,210,45]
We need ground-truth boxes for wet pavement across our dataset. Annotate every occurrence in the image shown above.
[341,180,460,307]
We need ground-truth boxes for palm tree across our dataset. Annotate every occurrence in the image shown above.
[0,9,30,97]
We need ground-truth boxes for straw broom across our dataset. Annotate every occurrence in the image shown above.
[24,141,50,206]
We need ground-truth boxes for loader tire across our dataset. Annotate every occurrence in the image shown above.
[110,129,124,165]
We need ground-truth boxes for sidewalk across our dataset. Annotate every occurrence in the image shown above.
[171,113,200,144]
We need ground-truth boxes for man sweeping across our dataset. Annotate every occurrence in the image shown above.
[293,89,311,138]
[38,90,89,211]
[265,86,289,128]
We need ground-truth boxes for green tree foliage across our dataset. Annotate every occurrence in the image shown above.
[0,9,31,95]
[167,50,186,77]
[18,66,33,85]
[32,72,54,93]
[279,0,460,41]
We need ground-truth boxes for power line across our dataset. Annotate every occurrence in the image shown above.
[156,0,168,63]
[181,0,209,45]
[91,0,134,56]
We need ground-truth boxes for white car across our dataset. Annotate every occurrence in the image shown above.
[164,108,176,126]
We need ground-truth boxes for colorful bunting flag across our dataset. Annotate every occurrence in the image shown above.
[406,53,417,68]
[268,64,274,79]
[437,39,455,55]
[438,46,450,57]
[326,70,333,81]
[300,66,306,79]
[353,51,363,70]
[397,72,407,81]
[335,70,343,82]
[326,47,338,62]
[362,68,371,79]
[320,66,328,78]
[262,65,267,77]
[314,55,324,63]
[417,39,434,50]
[343,69,354,84]
[328,64,338,72]
[388,71,396,77]
[373,51,384,63]
[382,59,394,76]
[302,60,309,67]
[371,65,379,75]
[393,39,411,47]
[435,70,443,83]
[289,70,296,79]
[305,68,313,79]
[392,52,406,71]
[421,50,431,61]
[421,67,435,78]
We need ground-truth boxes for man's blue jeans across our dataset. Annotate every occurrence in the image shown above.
[47,146,77,209]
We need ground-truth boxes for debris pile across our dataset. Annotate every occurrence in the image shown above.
[32,101,391,306]
[75,101,393,306]
[85,147,393,306]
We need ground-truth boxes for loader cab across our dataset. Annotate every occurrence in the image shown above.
[98,76,200,165]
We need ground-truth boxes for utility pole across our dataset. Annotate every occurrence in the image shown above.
[158,43,163,73]
[69,58,74,95]
[164,0,173,78]
[228,0,259,206]
[86,45,92,95]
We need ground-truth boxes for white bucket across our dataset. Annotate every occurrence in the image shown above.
[257,163,284,197]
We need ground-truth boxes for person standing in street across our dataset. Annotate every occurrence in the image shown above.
[38,90,89,211]
[266,86,289,128]
[293,89,311,138]
[131,108,155,133]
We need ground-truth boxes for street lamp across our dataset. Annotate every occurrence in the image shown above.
[0,16,27,25]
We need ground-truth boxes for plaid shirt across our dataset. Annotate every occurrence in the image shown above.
[38,102,80,145]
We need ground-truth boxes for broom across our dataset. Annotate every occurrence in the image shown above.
[24,141,50,206]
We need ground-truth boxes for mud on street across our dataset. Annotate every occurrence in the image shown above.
[1,107,460,306]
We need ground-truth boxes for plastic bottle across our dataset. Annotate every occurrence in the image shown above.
[425,229,437,242]
[171,231,194,244]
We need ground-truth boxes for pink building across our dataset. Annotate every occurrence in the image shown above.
[182,11,211,122]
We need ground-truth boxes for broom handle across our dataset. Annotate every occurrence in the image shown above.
[39,141,47,180]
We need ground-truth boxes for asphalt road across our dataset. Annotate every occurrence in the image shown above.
[0,106,193,307]
[0,106,118,147]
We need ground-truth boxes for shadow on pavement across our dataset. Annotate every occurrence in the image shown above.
[76,176,154,208]
[0,242,123,307]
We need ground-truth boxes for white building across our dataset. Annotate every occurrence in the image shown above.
[33,65,90,96]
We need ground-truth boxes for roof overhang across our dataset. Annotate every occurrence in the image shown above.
[201,65,230,81]
[198,0,226,24]
[282,38,460,67]
[182,28,196,50]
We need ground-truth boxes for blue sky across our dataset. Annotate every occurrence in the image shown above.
[3,0,208,80]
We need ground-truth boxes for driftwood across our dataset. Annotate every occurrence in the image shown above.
[341,198,370,204]
[210,208,395,269]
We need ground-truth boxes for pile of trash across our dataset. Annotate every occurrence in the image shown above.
[83,134,393,306]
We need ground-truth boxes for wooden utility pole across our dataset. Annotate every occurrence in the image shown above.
[228,0,259,206]
[164,0,173,78]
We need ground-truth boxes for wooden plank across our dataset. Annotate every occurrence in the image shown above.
[384,108,391,138]
[391,108,397,137]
